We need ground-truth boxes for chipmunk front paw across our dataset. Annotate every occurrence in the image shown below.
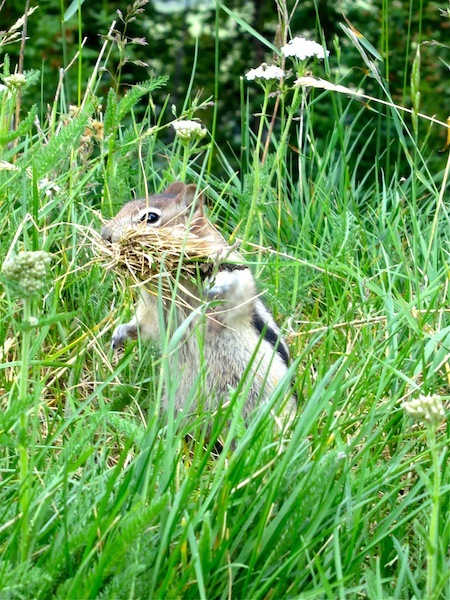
[205,270,239,300]
[111,323,137,350]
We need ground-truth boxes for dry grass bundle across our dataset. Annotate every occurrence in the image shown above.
[91,222,243,300]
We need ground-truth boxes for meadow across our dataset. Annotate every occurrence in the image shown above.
[0,2,449,598]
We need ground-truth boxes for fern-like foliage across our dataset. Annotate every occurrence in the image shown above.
[104,76,168,136]
[0,104,37,146]
[21,110,90,176]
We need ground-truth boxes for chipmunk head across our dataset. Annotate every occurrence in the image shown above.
[101,181,206,243]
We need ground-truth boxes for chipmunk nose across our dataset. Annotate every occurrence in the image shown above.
[101,224,113,242]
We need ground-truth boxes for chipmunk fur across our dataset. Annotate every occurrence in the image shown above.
[101,181,295,419]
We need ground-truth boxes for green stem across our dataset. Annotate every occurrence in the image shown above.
[19,296,32,563]
[424,145,450,273]
[276,86,301,167]
[256,85,302,229]
[181,143,190,180]
[241,89,270,245]
[77,0,83,106]
[426,427,440,600]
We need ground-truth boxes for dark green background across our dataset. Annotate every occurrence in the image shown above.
[2,0,449,177]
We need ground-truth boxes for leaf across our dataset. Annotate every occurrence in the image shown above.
[104,87,118,136]
[0,104,37,145]
[339,23,383,85]
[440,117,450,152]
[411,45,421,134]
[63,0,86,23]
[27,110,90,176]
[116,77,168,122]
[413,518,434,553]
[32,311,78,327]
[217,1,279,54]
[295,76,358,96]
[341,15,383,60]
[198,512,212,574]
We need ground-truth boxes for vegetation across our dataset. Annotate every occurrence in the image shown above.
[0,1,449,598]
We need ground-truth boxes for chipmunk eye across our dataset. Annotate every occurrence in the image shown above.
[138,211,160,224]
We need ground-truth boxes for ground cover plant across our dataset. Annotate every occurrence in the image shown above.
[0,2,449,598]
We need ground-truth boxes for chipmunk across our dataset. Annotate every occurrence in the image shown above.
[101,181,296,420]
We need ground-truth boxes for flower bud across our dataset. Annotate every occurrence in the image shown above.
[2,251,52,297]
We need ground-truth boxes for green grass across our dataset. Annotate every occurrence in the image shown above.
[0,3,449,599]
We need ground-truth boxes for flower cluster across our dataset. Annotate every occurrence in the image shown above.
[2,73,27,91]
[172,119,207,142]
[245,63,285,82]
[244,37,329,84]
[281,36,329,60]
[2,251,52,296]
[401,393,446,427]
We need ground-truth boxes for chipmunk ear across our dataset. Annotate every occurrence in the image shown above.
[162,181,204,216]
[179,183,204,216]
[163,181,186,196]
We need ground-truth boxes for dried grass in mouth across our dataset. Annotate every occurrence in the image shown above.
[90,223,242,299]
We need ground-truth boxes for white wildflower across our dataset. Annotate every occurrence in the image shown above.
[281,36,329,61]
[2,251,52,296]
[401,393,446,427]
[245,63,285,81]
[172,119,207,142]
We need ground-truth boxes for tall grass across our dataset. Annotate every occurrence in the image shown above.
[0,2,449,598]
